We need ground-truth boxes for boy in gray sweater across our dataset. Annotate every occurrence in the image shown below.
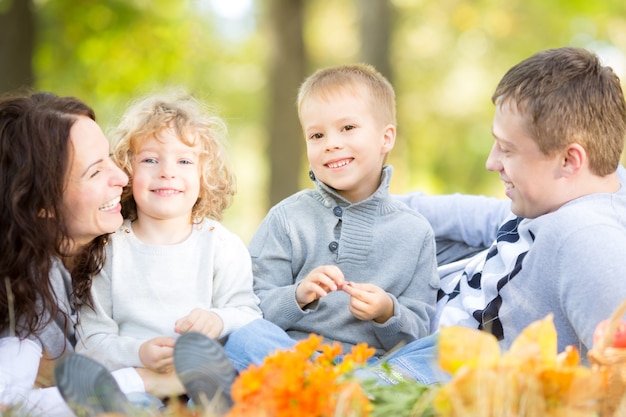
[247,63,439,356]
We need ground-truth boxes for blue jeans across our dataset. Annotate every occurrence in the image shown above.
[125,392,165,412]
[362,333,449,385]
[224,318,296,372]
[223,319,447,385]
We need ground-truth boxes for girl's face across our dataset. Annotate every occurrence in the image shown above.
[62,116,128,251]
[131,128,201,224]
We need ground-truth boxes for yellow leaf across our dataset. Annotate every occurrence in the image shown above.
[433,367,517,416]
[503,314,557,369]
[437,326,501,374]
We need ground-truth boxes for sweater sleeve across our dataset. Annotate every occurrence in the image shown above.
[75,263,144,371]
[557,223,626,352]
[0,337,42,406]
[394,193,510,248]
[371,226,439,349]
[249,206,308,329]
[208,228,263,336]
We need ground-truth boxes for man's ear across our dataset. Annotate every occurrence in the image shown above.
[382,124,396,154]
[561,143,585,176]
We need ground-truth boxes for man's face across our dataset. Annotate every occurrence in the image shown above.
[486,101,565,219]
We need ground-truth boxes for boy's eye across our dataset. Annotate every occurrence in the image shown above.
[179,159,193,165]
[342,125,355,131]
[309,133,324,140]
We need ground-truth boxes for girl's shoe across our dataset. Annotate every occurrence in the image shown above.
[54,353,135,417]
[174,331,236,415]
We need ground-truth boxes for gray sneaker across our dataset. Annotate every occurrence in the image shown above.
[54,354,135,417]
[174,332,237,415]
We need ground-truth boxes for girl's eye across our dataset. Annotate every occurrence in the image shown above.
[179,159,193,165]
[89,170,101,179]
[141,158,157,164]
[342,125,355,132]
[309,133,323,140]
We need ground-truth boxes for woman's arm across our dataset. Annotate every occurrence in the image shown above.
[0,337,41,406]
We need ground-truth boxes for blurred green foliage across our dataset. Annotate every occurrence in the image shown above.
[30,0,626,240]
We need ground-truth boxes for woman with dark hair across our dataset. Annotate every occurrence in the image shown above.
[0,91,183,416]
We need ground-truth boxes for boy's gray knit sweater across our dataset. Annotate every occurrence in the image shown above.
[249,166,439,356]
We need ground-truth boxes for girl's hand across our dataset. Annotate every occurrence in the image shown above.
[342,282,394,323]
[296,265,346,308]
[135,367,185,398]
[138,336,176,373]
[36,348,55,388]
[175,308,224,339]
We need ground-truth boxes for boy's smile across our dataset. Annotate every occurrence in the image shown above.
[325,157,353,169]
[300,85,395,203]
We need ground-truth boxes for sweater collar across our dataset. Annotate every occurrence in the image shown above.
[312,165,394,208]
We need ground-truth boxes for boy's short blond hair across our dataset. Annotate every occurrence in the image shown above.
[492,47,626,176]
[297,63,396,127]
[110,90,235,222]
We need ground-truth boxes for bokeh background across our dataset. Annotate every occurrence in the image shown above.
[2,0,626,242]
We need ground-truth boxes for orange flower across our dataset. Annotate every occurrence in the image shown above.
[227,334,373,417]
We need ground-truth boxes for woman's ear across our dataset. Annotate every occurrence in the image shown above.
[38,208,55,218]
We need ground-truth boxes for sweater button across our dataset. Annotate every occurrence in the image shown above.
[333,206,343,217]
[328,241,339,252]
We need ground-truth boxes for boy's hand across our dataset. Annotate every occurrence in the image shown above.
[296,265,346,308]
[342,282,394,323]
[174,308,224,339]
[138,336,176,373]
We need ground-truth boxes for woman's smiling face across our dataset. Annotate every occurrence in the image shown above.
[61,116,128,251]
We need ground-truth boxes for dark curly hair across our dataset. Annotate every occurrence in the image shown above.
[0,91,105,341]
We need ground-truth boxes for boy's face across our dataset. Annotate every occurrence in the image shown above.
[131,128,201,224]
[300,86,395,203]
[486,100,566,218]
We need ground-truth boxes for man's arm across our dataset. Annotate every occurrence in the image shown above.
[395,192,510,248]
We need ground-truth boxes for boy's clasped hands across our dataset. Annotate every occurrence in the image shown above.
[295,265,394,324]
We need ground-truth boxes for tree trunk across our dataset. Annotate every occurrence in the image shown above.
[0,0,35,93]
[267,0,307,206]
[359,0,393,83]
[359,0,408,184]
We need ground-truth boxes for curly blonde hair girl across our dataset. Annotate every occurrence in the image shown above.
[111,90,235,222]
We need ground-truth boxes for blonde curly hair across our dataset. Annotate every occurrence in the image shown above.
[110,90,235,222]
